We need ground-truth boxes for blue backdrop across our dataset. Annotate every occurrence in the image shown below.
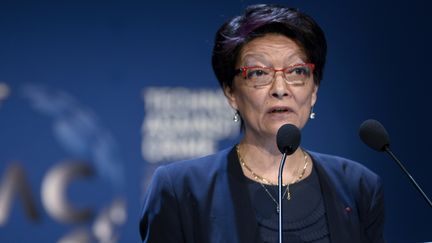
[0,0,431,242]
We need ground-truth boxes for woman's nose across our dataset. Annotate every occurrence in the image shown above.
[270,74,291,99]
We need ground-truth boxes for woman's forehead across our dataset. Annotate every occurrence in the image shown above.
[237,35,306,65]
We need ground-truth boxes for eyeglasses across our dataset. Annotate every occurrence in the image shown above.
[235,63,315,87]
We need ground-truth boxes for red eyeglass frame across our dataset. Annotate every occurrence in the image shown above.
[236,63,315,78]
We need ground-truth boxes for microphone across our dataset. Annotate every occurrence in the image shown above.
[359,119,390,151]
[277,124,301,155]
[276,124,301,243]
[359,119,432,208]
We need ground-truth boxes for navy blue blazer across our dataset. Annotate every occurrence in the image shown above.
[140,146,385,243]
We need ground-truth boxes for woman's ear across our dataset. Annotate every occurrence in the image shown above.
[311,84,319,107]
[223,84,238,110]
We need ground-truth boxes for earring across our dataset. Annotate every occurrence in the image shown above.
[309,107,316,119]
[233,111,240,122]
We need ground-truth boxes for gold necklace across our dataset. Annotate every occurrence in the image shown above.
[236,144,309,202]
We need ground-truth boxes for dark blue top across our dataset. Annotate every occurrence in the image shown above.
[246,164,330,242]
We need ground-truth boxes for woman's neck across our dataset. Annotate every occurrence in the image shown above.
[237,139,310,185]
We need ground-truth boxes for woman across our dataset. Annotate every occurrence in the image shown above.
[140,4,384,243]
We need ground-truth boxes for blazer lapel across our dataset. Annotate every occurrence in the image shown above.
[224,146,262,243]
[313,155,362,243]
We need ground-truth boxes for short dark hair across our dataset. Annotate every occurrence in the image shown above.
[211,4,327,89]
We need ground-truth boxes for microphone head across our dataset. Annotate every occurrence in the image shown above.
[359,119,390,151]
[276,124,301,155]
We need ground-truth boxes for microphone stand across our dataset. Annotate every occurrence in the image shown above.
[384,146,432,208]
[278,151,288,243]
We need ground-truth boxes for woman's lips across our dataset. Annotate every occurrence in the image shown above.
[268,106,293,114]
[266,106,295,120]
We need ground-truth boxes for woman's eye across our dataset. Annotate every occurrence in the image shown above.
[247,69,268,79]
[289,67,310,76]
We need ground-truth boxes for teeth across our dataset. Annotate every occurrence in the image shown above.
[272,108,287,113]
